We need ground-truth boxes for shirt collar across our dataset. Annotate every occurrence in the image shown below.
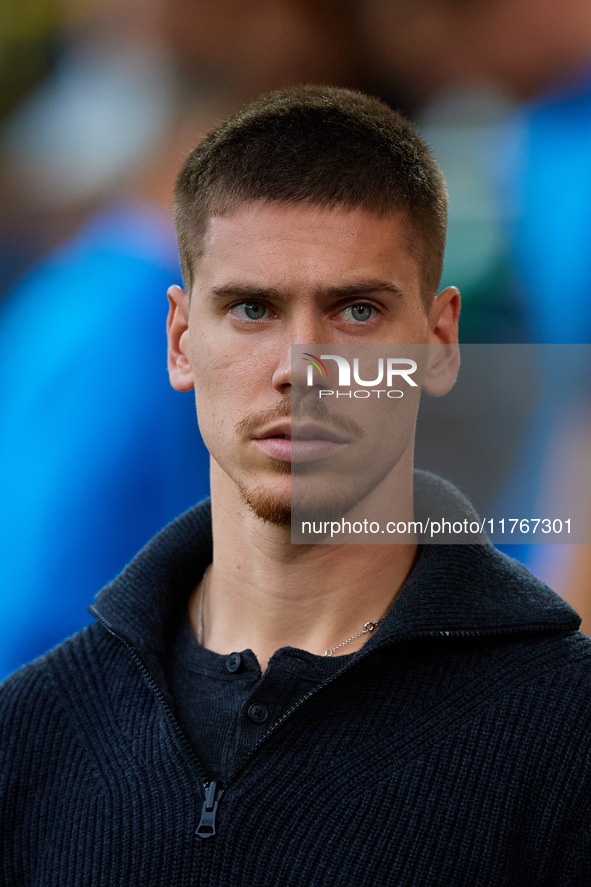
[92,472,580,652]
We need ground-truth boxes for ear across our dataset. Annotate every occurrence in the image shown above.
[167,285,194,391]
[422,286,461,397]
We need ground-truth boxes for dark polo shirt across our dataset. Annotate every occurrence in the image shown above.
[164,607,356,782]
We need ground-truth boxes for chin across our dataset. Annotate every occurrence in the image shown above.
[238,484,293,527]
[238,477,366,529]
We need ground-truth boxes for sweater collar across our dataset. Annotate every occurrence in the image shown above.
[91,473,580,652]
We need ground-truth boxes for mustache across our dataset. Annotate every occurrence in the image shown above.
[236,392,365,440]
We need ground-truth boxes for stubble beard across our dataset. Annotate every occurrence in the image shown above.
[237,460,371,530]
[233,391,396,529]
[237,459,293,528]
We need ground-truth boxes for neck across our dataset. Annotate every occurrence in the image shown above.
[188,460,417,671]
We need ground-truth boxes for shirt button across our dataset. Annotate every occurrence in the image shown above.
[248,703,269,724]
[226,652,242,673]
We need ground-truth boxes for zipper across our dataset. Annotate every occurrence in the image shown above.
[90,605,574,834]
[196,780,222,838]
[89,605,222,838]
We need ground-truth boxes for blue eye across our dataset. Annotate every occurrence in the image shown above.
[233,302,268,320]
[342,303,374,322]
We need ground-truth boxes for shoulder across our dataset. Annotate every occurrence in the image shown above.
[0,622,144,876]
[453,628,591,752]
[522,629,591,687]
[0,620,147,824]
[538,629,591,689]
[0,623,117,746]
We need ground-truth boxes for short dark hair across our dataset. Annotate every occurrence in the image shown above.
[174,85,448,302]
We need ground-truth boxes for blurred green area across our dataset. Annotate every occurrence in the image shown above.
[0,0,63,121]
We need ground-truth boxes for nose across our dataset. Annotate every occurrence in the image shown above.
[271,311,326,396]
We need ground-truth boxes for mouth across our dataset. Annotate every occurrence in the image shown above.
[253,422,349,463]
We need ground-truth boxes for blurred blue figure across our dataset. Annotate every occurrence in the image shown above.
[508,65,591,345]
[0,203,210,679]
[495,65,591,572]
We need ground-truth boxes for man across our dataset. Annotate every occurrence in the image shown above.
[2,86,591,885]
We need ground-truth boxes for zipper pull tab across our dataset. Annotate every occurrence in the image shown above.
[196,781,222,839]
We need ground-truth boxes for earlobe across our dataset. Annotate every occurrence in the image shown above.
[167,285,195,392]
[422,342,460,396]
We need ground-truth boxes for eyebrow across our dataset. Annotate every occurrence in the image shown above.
[209,279,404,301]
[317,280,404,300]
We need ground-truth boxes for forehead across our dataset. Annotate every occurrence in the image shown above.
[192,202,422,297]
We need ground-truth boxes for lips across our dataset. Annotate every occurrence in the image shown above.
[253,421,349,463]
[257,422,348,444]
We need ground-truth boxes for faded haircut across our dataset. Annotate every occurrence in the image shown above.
[173,85,448,304]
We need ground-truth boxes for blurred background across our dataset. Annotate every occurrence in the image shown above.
[1,0,590,678]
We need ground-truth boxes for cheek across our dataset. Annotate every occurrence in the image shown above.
[189,344,237,448]
[339,392,420,466]
[192,342,260,400]
[188,336,274,448]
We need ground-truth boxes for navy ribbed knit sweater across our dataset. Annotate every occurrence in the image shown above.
[2,494,591,885]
